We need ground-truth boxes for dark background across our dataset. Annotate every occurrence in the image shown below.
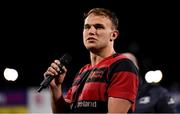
[0,1,179,91]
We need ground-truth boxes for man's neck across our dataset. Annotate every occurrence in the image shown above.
[90,49,116,67]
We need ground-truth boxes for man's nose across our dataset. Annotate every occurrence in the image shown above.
[88,26,96,34]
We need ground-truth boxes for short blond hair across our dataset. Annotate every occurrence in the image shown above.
[84,8,119,30]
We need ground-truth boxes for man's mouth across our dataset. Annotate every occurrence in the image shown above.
[87,37,97,41]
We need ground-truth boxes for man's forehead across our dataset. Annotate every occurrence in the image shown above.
[84,14,111,24]
[85,14,108,21]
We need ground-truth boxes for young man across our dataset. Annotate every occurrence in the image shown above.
[44,8,139,113]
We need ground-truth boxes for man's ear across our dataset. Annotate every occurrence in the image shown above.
[112,33,116,37]
[110,30,119,41]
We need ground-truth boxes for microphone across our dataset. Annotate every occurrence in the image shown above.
[37,53,72,93]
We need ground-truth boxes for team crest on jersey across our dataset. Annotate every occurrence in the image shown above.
[87,67,107,82]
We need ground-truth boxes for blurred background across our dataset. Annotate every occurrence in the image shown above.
[0,1,179,113]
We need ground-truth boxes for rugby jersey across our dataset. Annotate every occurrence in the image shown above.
[65,53,139,112]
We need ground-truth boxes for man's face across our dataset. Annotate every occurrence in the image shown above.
[83,14,115,52]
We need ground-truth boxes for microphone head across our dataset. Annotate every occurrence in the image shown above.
[60,53,72,66]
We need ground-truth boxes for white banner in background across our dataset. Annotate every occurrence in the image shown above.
[27,87,52,113]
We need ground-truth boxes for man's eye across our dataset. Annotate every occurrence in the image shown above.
[84,24,104,29]
[84,25,90,29]
[94,24,104,29]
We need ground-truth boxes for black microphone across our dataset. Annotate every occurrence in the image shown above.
[37,53,72,93]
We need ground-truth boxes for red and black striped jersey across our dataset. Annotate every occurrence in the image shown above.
[65,53,139,113]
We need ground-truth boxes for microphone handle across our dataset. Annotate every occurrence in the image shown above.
[37,76,54,92]
[37,65,64,93]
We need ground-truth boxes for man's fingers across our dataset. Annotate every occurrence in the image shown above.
[51,62,60,72]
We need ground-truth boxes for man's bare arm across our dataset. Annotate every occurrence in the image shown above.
[108,97,131,113]
[50,85,70,113]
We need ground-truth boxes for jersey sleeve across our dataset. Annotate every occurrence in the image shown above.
[107,58,139,103]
